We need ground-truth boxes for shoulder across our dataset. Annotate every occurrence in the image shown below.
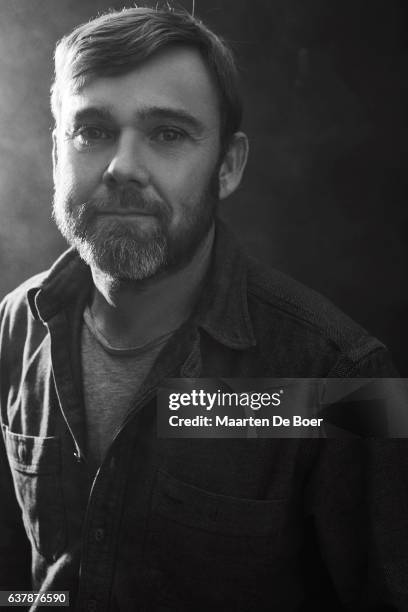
[247,257,368,350]
[0,247,85,336]
[0,271,49,343]
[0,270,48,316]
[245,256,395,376]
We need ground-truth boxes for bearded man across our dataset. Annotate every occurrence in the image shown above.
[0,7,406,612]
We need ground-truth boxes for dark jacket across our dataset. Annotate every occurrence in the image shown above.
[0,222,406,611]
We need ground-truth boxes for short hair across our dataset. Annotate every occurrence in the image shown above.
[51,6,243,148]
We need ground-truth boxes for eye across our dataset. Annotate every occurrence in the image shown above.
[72,126,113,147]
[153,127,187,144]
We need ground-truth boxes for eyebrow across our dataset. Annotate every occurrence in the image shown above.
[139,106,207,134]
[69,105,207,134]
[69,106,114,124]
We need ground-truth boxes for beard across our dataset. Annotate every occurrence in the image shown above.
[53,180,218,281]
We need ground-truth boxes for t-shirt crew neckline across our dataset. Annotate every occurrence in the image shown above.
[83,304,177,356]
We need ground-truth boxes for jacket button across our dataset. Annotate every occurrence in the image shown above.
[94,528,105,542]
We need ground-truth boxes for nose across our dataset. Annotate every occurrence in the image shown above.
[103,130,149,188]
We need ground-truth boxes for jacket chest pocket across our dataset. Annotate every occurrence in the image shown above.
[144,470,300,610]
[2,426,67,562]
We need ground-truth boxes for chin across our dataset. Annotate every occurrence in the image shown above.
[77,233,168,281]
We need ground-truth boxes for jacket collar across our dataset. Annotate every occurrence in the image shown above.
[27,249,91,323]
[27,219,256,350]
[195,220,256,349]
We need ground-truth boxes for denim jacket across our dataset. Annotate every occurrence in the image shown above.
[0,222,406,611]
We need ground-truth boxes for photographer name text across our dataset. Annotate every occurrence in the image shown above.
[168,415,323,428]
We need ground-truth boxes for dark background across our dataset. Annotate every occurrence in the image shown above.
[0,0,407,372]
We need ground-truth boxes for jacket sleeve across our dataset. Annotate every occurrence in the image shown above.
[306,348,408,611]
[0,296,31,589]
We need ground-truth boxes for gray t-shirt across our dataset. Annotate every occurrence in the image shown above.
[81,305,172,474]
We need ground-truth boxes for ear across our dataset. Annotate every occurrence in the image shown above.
[218,131,249,200]
[52,128,58,183]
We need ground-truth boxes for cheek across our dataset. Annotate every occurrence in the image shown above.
[156,153,219,205]
[55,167,80,206]
[55,153,100,202]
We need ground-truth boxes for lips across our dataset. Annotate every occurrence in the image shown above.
[89,191,170,219]
[95,209,155,216]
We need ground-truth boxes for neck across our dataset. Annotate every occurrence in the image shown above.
[89,226,214,348]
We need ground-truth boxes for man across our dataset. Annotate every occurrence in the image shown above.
[0,6,406,611]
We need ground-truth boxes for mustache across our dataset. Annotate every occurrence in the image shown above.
[78,188,170,220]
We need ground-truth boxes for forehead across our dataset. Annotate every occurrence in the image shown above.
[59,46,221,130]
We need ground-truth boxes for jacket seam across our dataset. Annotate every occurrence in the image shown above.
[247,287,358,352]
